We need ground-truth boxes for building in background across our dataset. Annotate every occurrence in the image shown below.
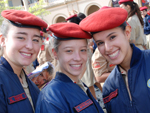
[4,0,149,25]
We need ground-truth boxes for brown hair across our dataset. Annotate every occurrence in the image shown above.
[122,1,144,26]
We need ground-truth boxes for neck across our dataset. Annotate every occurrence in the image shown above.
[3,56,22,78]
[60,70,79,83]
[120,44,133,72]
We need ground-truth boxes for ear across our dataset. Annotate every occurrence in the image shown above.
[125,25,131,41]
[52,48,58,60]
[126,5,131,11]
[0,34,6,47]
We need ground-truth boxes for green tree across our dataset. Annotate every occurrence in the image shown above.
[28,0,50,19]
[0,0,21,25]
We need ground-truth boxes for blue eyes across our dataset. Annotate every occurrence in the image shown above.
[33,39,39,42]
[17,37,40,42]
[66,49,87,53]
[18,37,24,39]
[81,49,87,52]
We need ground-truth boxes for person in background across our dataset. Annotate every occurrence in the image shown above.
[37,30,54,66]
[119,0,147,50]
[92,48,115,91]
[28,62,54,90]
[66,14,81,24]
[77,12,86,20]
[35,23,104,113]
[80,6,150,113]
[140,6,150,49]
[0,9,47,113]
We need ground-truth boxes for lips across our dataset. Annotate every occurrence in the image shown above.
[108,50,120,59]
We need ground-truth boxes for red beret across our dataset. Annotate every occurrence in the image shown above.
[66,14,77,21]
[99,6,111,10]
[148,10,150,15]
[79,8,128,33]
[48,22,92,40]
[140,6,147,11]
[1,9,48,29]
[118,0,133,4]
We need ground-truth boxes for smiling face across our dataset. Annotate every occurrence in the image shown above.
[1,25,42,69]
[33,70,52,89]
[93,26,132,68]
[53,39,88,82]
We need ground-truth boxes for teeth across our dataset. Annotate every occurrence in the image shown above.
[109,50,119,58]
[22,53,31,56]
[71,65,81,67]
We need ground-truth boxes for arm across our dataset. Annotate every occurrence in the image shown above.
[0,85,7,113]
[144,16,150,31]
[35,99,67,113]
[95,73,110,83]
[92,48,109,83]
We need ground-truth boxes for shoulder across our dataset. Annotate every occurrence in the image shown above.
[142,50,150,59]
[40,79,68,101]
[92,48,106,61]
[0,65,11,80]
[103,66,119,94]
[127,15,139,23]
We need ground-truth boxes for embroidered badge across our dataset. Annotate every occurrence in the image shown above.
[147,79,150,88]
[74,99,93,112]
[41,45,45,51]
[103,89,118,104]
[109,64,115,67]
[8,93,27,104]
[93,62,100,68]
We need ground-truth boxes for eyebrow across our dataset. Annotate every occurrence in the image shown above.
[95,32,116,43]
[63,46,87,49]
[17,32,41,38]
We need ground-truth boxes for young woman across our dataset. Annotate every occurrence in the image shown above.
[35,22,104,113]
[79,7,150,113]
[119,0,147,50]
[0,9,47,113]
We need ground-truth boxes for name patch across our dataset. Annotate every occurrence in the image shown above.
[74,99,93,112]
[109,64,115,67]
[8,93,27,104]
[103,89,118,104]
[93,62,100,68]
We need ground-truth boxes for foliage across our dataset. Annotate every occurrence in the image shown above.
[28,0,50,18]
[0,0,21,25]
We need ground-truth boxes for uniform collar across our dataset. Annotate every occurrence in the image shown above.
[0,56,14,73]
[55,72,74,83]
[145,14,148,18]
[116,44,142,73]
[130,44,142,68]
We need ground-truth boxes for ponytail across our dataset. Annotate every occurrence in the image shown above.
[123,1,144,26]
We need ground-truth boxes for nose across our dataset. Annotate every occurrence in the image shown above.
[73,51,82,61]
[26,38,33,50]
[105,42,112,52]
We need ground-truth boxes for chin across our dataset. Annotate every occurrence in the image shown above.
[71,72,81,77]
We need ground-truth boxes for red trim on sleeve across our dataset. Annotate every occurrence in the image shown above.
[74,99,93,112]
[103,89,118,104]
